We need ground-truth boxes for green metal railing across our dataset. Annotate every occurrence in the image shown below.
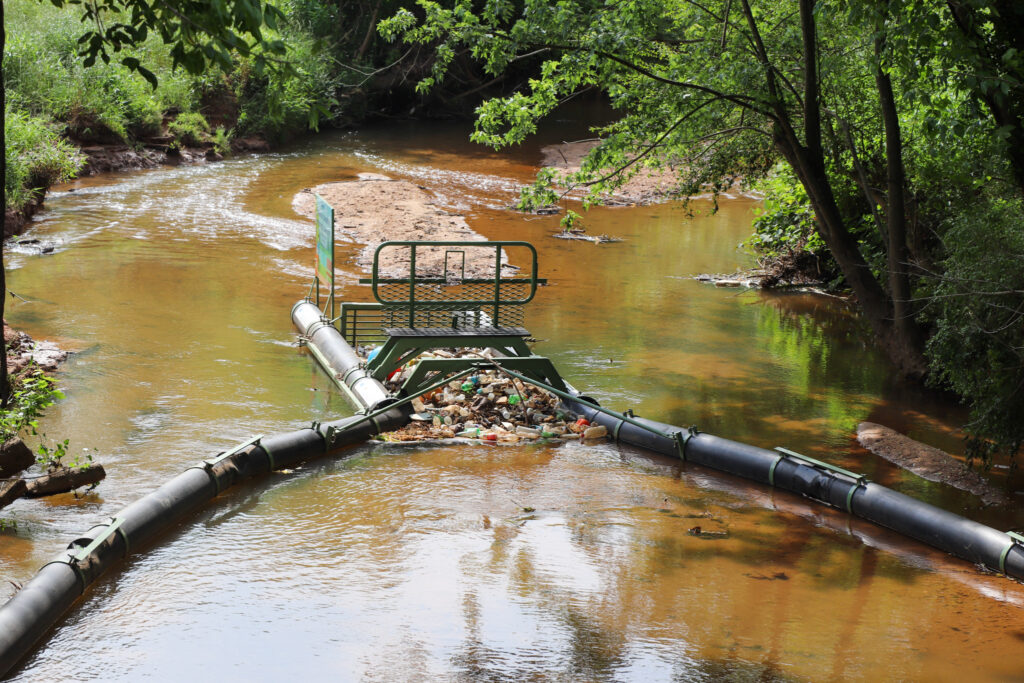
[337,302,387,348]
[357,241,545,329]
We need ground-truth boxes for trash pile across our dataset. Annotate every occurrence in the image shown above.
[373,350,609,445]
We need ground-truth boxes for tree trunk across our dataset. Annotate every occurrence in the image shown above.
[1,3,8,407]
[780,2,897,350]
[874,33,926,377]
[761,1,922,378]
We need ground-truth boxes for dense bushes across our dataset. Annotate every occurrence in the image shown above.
[923,197,1024,465]
[5,111,84,213]
[749,112,1024,464]
[2,0,353,211]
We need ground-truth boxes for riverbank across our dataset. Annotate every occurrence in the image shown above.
[6,122,1023,681]
[539,140,758,206]
[3,323,68,378]
[857,422,1008,506]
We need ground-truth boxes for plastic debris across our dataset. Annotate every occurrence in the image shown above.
[374,348,608,445]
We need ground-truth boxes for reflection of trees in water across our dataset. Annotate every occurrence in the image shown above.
[442,457,899,680]
[648,290,886,453]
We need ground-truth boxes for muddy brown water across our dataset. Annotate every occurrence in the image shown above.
[2,121,1024,681]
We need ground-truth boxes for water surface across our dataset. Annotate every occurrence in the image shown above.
[2,122,1022,681]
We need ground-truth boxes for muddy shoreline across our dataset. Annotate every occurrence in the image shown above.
[539,140,682,205]
[3,323,69,378]
[857,422,1008,506]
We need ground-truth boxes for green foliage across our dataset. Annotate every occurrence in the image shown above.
[232,34,337,141]
[35,438,94,473]
[211,126,234,155]
[748,169,825,259]
[4,0,350,154]
[5,0,191,142]
[0,372,65,443]
[46,0,288,87]
[4,110,85,211]
[383,0,1024,463]
[168,112,210,146]
[924,197,1024,465]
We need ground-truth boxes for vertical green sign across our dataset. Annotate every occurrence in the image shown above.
[315,194,334,290]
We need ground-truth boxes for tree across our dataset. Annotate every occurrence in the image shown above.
[381,0,930,375]
[382,0,1024,461]
[1,0,289,404]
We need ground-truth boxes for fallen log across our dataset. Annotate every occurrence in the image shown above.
[0,479,27,510]
[857,422,1008,506]
[24,464,105,498]
[551,231,622,244]
[0,439,34,479]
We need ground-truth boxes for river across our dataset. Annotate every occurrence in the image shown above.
[2,121,1023,681]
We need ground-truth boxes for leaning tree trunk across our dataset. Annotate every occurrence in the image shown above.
[763,0,925,378]
[1,1,8,407]
[874,33,926,377]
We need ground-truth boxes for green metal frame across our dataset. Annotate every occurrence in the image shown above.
[338,302,387,348]
[358,240,546,327]
[366,332,534,381]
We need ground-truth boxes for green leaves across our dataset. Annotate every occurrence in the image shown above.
[49,0,291,88]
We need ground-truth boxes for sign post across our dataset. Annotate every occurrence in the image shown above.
[314,194,335,320]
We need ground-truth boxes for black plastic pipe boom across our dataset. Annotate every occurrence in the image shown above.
[0,310,411,678]
[5,299,1024,677]
[564,398,1024,581]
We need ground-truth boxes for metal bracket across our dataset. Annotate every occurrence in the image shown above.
[70,516,128,564]
[204,435,264,469]
[673,426,699,461]
[199,435,264,494]
[325,425,339,448]
[998,531,1024,574]
[773,447,868,513]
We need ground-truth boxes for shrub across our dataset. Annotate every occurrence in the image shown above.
[168,112,210,146]
[5,110,85,210]
[924,196,1024,466]
[211,126,234,155]
[748,167,825,259]
[0,372,64,443]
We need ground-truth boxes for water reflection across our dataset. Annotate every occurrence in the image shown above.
[3,121,1023,681]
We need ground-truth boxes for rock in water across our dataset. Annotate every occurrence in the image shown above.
[0,479,27,510]
[0,438,34,478]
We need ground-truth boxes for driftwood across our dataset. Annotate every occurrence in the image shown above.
[24,464,106,498]
[0,438,34,478]
[0,479,27,510]
[551,231,622,244]
[857,422,1008,506]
